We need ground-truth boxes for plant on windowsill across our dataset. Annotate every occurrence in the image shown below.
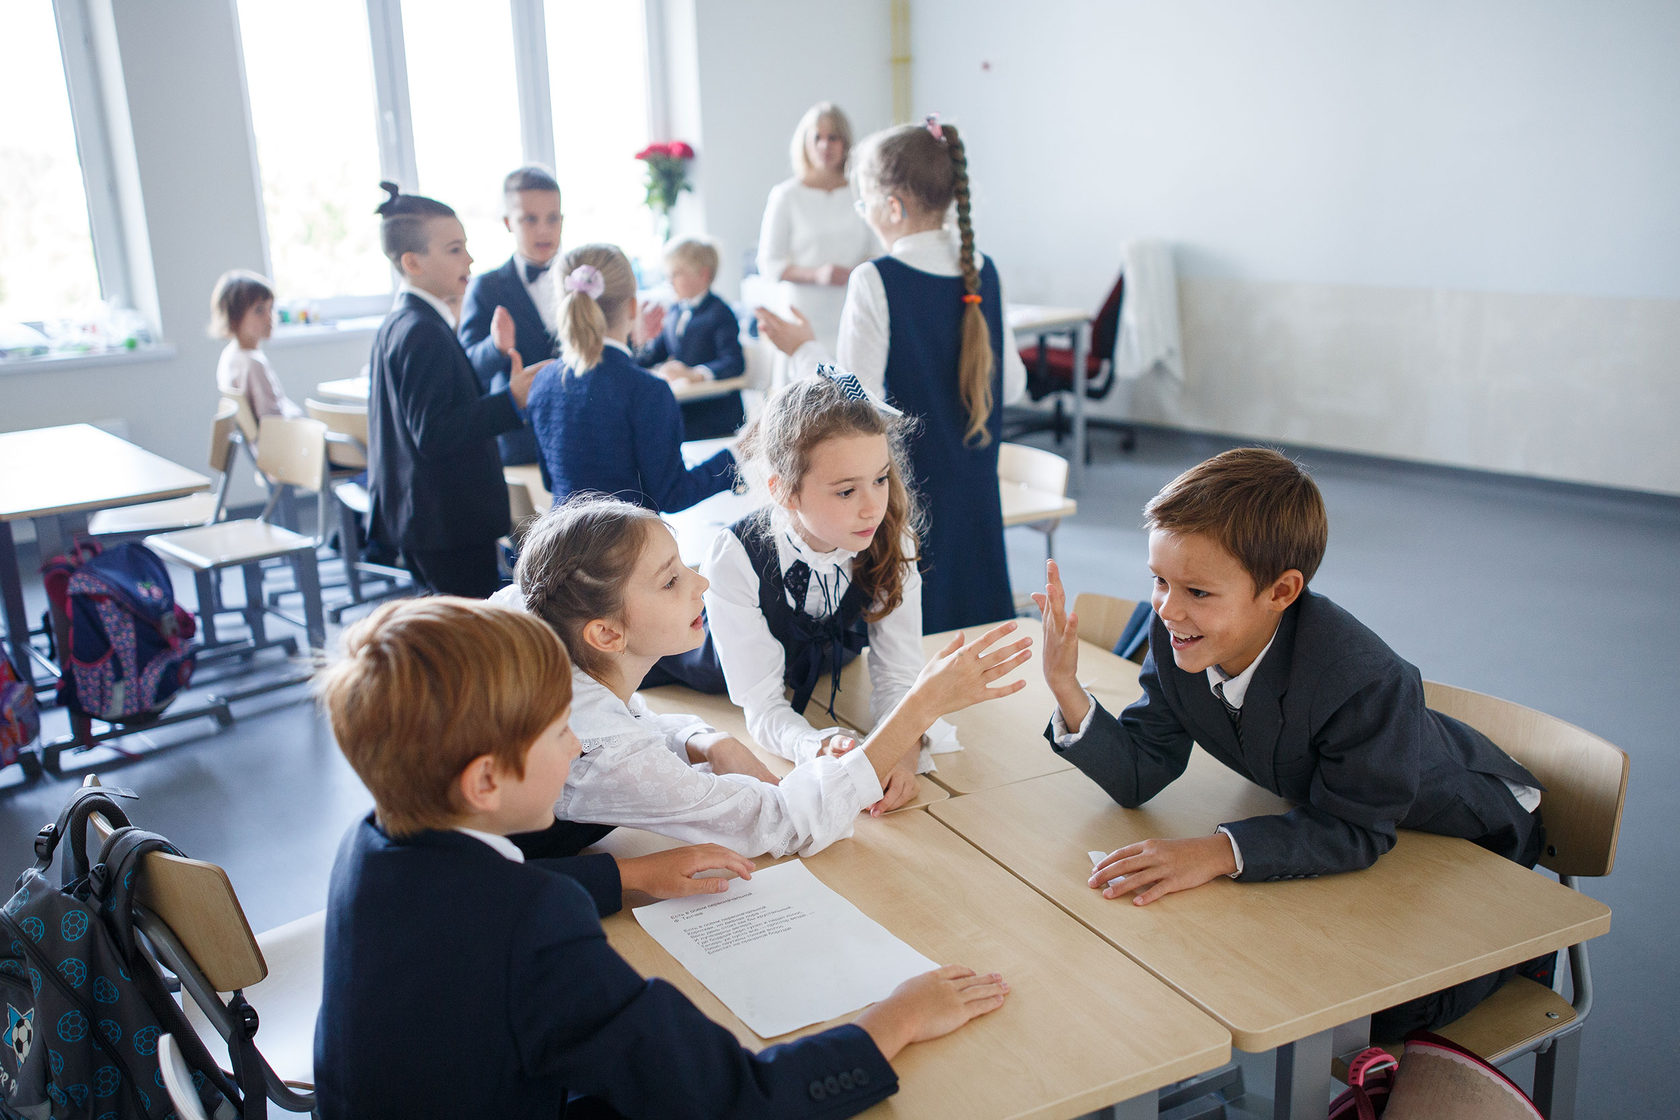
[636,140,694,244]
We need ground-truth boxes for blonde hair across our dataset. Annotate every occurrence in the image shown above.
[790,102,854,178]
[208,270,273,338]
[664,236,720,283]
[853,122,994,445]
[1144,448,1329,592]
[554,243,638,372]
[315,598,574,838]
[738,378,922,623]
[516,495,664,681]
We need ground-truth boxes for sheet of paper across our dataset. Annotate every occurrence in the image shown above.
[1089,849,1123,888]
[633,860,937,1038]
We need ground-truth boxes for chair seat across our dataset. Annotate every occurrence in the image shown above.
[89,493,223,536]
[505,463,553,511]
[333,480,371,517]
[1000,482,1078,527]
[1019,343,1105,381]
[147,520,316,569]
[182,909,324,1090]
[1334,977,1579,1083]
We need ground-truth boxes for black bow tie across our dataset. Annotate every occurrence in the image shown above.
[526,261,550,284]
[784,560,812,606]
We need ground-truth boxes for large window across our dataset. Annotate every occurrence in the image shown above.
[0,4,104,329]
[236,0,390,305]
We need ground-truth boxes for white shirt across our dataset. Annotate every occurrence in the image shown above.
[787,228,1027,407]
[757,178,877,357]
[559,668,884,859]
[398,282,458,331]
[519,255,560,338]
[455,828,525,862]
[701,516,951,771]
[215,342,302,420]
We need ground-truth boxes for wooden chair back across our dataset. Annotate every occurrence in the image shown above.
[208,397,241,475]
[220,390,260,446]
[304,398,370,470]
[255,416,329,495]
[1071,593,1142,653]
[997,442,1070,496]
[1423,681,1628,878]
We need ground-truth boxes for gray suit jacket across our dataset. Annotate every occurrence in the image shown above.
[1047,591,1540,881]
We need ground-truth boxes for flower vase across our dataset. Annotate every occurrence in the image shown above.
[654,211,672,248]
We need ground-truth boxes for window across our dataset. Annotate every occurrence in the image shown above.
[236,0,390,305]
[0,4,105,329]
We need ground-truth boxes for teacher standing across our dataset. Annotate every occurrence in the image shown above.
[756,102,876,390]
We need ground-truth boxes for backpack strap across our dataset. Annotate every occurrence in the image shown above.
[31,785,137,886]
[93,826,265,1119]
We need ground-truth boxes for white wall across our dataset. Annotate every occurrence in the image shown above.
[909,0,1680,494]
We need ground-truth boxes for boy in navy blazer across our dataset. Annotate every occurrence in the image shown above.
[367,183,536,598]
[459,166,562,468]
[314,596,1009,1120]
[1036,448,1543,1035]
[636,236,747,439]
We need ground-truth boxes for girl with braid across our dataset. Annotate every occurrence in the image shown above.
[757,117,1026,632]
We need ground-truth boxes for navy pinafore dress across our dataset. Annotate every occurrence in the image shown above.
[874,255,1014,632]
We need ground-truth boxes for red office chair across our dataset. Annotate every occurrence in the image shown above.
[1005,272,1135,454]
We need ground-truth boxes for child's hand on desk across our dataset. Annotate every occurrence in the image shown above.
[617,845,756,899]
[694,732,781,786]
[491,305,516,355]
[908,621,1033,719]
[754,306,815,356]
[1089,835,1238,906]
[854,965,1009,1061]
[1032,559,1089,729]
[869,756,919,816]
[657,361,704,384]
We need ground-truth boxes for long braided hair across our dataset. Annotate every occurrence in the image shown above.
[853,120,995,445]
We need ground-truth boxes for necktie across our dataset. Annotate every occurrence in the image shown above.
[783,560,812,608]
[526,261,550,284]
[1213,681,1244,747]
[674,304,693,340]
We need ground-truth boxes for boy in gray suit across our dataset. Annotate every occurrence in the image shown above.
[1036,447,1542,1035]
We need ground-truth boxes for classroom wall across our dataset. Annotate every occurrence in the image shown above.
[908,0,1680,495]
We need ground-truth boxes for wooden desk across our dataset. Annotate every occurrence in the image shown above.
[930,760,1613,1119]
[826,618,1142,796]
[312,376,369,404]
[1008,305,1090,492]
[999,480,1078,529]
[600,810,1231,1118]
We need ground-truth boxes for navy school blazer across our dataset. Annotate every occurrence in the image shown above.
[634,291,745,380]
[367,293,521,553]
[459,256,551,465]
[1047,591,1542,881]
[314,817,897,1119]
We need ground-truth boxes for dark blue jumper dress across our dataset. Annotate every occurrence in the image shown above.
[875,255,1014,633]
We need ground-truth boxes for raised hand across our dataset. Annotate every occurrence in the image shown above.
[491,305,516,355]
[1031,559,1088,728]
[909,620,1033,720]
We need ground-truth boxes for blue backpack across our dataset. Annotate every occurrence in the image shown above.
[40,542,197,725]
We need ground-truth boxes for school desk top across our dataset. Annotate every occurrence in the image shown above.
[0,424,210,522]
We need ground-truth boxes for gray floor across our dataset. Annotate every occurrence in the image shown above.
[4,425,1673,1116]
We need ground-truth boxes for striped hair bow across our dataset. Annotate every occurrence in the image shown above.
[816,364,903,418]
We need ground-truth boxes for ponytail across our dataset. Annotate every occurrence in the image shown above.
[941,125,994,447]
[554,243,636,372]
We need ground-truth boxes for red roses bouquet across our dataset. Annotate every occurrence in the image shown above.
[636,141,695,219]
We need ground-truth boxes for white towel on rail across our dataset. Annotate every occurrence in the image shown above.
[1114,239,1183,382]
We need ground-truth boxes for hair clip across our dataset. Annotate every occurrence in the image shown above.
[961,293,982,305]
[816,363,904,418]
[563,265,605,299]
[924,113,944,142]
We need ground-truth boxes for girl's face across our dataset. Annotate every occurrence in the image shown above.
[806,118,848,175]
[614,523,709,659]
[235,298,273,347]
[779,433,892,554]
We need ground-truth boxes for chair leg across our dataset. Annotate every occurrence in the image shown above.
[1044,525,1056,563]
[337,499,364,601]
[1532,1030,1582,1119]
[291,549,327,650]
[241,563,268,644]
[193,570,220,646]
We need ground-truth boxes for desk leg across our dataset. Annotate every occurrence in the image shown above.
[0,521,33,683]
[1071,323,1089,493]
[1273,1028,1334,1120]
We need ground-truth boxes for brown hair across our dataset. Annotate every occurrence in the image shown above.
[516,495,664,680]
[374,181,457,267]
[664,236,720,284]
[554,243,637,371]
[207,269,274,339]
[853,122,994,445]
[1144,448,1329,592]
[502,164,560,208]
[790,102,854,178]
[738,376,922,622]
[315,597,573,838]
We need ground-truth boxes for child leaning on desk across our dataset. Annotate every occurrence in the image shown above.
[500,495,1030,861]
[1035,447,1545,1038]
[634,235,747,440]
[312,596,1008,1120]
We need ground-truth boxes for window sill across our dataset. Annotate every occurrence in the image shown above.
[0,343,178,376]
[268,317,384,348]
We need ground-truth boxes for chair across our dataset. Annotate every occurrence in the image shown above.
[1070,592,1148,663]
[1368,683,1629,1119]
[997,442,1077,563]
[83,777,317,1114]
[88,398,244,537]
[146,416,327,653]
[304,398,413,619]
[1004,272,1136,455]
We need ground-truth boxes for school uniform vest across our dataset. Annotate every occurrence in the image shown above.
[875,255,1014,632]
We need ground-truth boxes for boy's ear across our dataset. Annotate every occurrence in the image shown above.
[582,617,626,655]
[1264,570,1305,612]
[455,754,502,815]
[503,214,514,233]
[398,249,423,279]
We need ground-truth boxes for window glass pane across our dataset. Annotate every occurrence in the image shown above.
[404,0,523,269]
[0,4,102,326]
[546,0,657,262]
[237,0,390,300]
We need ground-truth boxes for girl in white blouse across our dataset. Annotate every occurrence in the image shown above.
[515,494,1030,858]
[209,269,303,421]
